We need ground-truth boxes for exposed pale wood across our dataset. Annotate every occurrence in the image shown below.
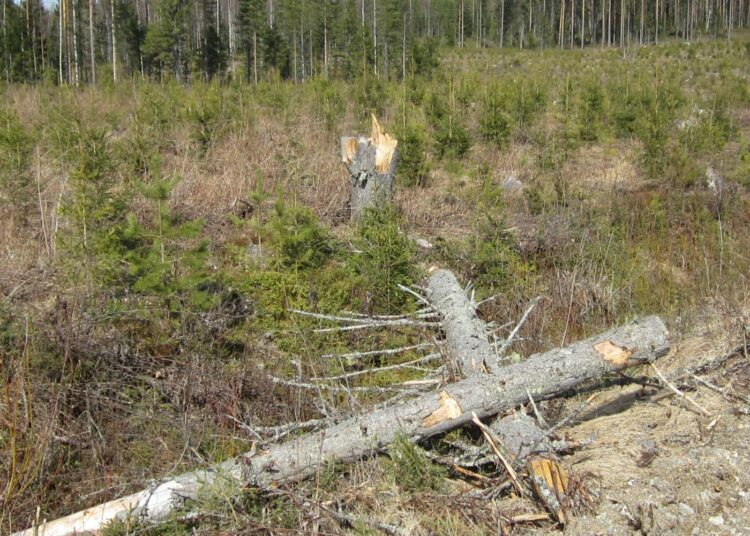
[14,316,669,536]
[341,114,399,220]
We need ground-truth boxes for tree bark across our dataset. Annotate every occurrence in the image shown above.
[425,269,497,375]
[111,0,117,82]
[14,316,669,536]
[88,0,95,83]
[341,115,398,221]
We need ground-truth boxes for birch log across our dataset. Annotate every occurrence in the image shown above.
[14,316,669,536]
[341,114,399,220]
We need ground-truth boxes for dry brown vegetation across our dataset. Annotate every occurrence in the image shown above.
[2,36,750,535]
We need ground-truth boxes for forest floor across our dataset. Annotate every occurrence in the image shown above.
[3,36,750,535]
[538,321,750,536]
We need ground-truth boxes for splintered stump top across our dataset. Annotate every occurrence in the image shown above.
[341,115,399,221]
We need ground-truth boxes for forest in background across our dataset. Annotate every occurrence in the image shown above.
[2,0,750,84]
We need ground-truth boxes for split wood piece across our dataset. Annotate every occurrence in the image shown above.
[14,316,669,536]
[528,458,569,525]
[425,268,498,375]
[341,114,399,221]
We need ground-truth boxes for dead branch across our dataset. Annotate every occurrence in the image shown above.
[651,363,711,417]
[320,343,434,362]
[496,296,543,358]
[310,353,441,382]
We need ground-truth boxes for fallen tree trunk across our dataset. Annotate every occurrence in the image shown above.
[15,316,669,536]
[425,269,497,375]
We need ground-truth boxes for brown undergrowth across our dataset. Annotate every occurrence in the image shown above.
[2,37,750,534]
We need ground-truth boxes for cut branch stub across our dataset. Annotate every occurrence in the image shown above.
[341,114,399,221]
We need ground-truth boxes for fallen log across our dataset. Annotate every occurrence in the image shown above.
[15,316,669,536]
[425,269,497,374]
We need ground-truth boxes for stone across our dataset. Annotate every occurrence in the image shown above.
[502,175,523,192]
[678,503,696,517]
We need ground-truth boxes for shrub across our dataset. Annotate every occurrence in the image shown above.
[578,81,605,141]
[183,82,226,154]
[411,38,440,78]
[636,82,684,180]
[266,200,332,271]
[385,432,446,492]
[0,109,33,212]
[434,119,471,160]
[352,207,416,313]
[480,89,512,147]
[396,123,430,187]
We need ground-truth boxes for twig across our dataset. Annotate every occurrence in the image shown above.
[526,388,548,428]
[310,354,441,382]
[227,415,329,442]
[525,393,599,456]
[488,321,514,334]
[267,374,411,394]
[471,412,527,497]
[651,363,711,417]
[683,342,749,377]
[320,343,434,361]
[291,309,438,324]
[496,296,543,358]
[689,372,750,405]
[341,308,437,319]
[397,283,432,308]
[476,293,503,308]
[323,505,408,536]
[313,319,440,333]
[398,378,442,386]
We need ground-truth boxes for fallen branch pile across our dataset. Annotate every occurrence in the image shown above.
[15,269,671,536]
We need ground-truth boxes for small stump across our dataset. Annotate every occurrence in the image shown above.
[341,115,399,221]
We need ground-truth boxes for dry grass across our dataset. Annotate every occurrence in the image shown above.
[3,39,750,534]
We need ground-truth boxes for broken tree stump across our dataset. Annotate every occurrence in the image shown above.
[341,115,399,221]
[14,316,669,536]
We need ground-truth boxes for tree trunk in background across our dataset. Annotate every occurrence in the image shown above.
[13,316,670,536]
[373,0,377,77]
[323,8,328,78]
[111,0,117,81]
[581,0,585,47]
[341,115,399,221]
[3,0,9,82]
[253,30,257,83]
[88,0,95,82]
[500,0,505,47]
[72,0,79,85]
[558,0,564,47]
[655,0,659,43]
